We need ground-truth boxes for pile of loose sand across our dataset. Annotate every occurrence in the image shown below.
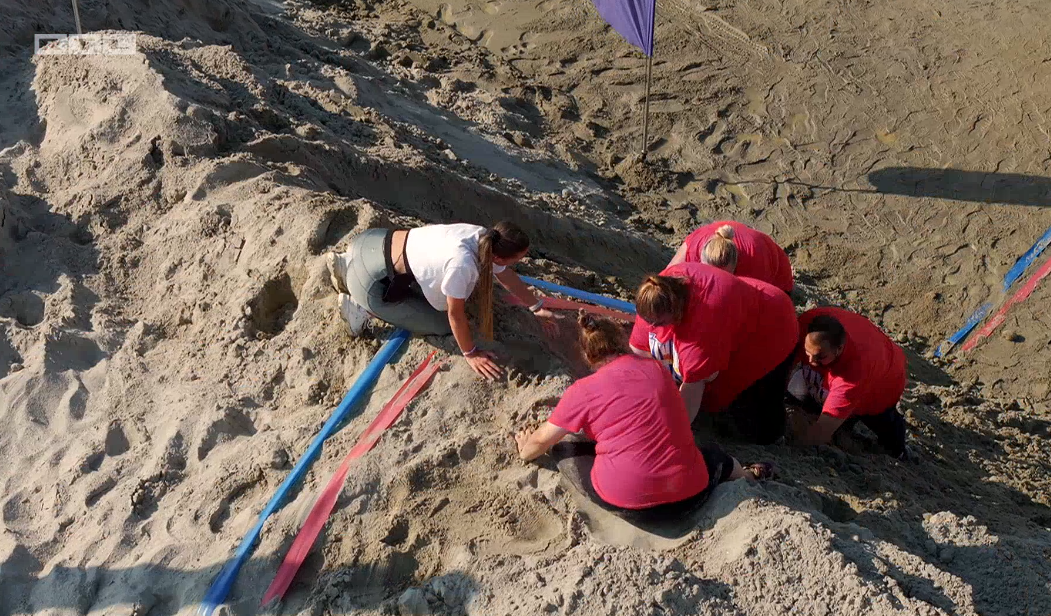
[1,0,1049,614]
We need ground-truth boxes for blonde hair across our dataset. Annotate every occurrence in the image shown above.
[635,274,690,325]
[475,221,529,339]
[578,311,628,366]
[701,224,738,273]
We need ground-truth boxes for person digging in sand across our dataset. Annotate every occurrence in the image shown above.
[326,221,555,380]
[514,312,773,525]
[629,262,798,445]
[788,307,912,460]
[668,220,794,294]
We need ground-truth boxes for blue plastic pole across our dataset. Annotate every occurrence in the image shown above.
[198,328,412,616]
[934,302,991,357]
[520,276,636,315]
[936,224,1051,357]
[1002,225,1051,291]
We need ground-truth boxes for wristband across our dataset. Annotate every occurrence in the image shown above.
[527,298,545,313]
[463,346,478,357]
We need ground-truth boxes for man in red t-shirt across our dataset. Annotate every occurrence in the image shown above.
[790,307,910,458]
[629,263,798,445]
[669,220,794,294]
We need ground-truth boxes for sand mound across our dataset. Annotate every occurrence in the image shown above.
[1,0,1050,614]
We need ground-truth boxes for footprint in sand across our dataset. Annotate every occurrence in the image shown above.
[81,450,105,473]
[131,432,188,519]
[696,118,726,147]
[517,31,538,50]
[438,4,456,26]
[207,469,263,533]
[649,99,687,114]
[723,183,752,208]
[105,421,131,457]
[459,25,487,43]
[875,128,899,145]
[195,405,257,461]
[84,476,117,507]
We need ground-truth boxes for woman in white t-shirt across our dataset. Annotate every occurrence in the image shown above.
[326,222,554,379]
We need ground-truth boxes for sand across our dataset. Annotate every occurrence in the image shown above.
[1,0,1050,614]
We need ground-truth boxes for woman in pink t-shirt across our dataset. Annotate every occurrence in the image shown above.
[629,262,798,445]
[668,221,793,294]
[514,312,772,524]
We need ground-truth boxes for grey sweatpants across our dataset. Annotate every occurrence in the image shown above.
[341,229,452,335]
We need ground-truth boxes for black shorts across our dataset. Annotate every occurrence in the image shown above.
[714,350,794,445]
[549,440,736,526]
[841,405,907,457]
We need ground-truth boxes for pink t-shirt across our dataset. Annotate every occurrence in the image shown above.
[797,307,907,419]
[683,221,793,293]
[548,355,709,509]
[630,262,798,412]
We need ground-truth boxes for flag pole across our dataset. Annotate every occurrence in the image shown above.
[640,53,653,161]
[640,0,656,162]
[71,0,83,35]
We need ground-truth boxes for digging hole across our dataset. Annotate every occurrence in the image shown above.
[381,518,410,546]
[819,494,858,523]
[248,274,299,337]
[0,292,45,327]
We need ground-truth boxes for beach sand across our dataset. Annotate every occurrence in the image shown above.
[1,0,1050,614]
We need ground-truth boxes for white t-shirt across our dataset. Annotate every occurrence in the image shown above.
[404,224,507,311]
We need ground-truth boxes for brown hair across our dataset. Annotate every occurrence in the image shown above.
[475,221,530,339]
[578,310,628,366]
[701,224,738,273]
[635,274,690,325]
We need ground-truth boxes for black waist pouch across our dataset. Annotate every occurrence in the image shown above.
[381,229,425,303]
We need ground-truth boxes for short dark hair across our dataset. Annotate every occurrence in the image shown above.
[807,315,846,348]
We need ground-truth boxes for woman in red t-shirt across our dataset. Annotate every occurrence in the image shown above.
[514,312,772,524]
[789,307,910,458]
[629,262,798,445]
[669,221,793,294]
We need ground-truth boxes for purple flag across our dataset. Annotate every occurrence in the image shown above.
[590,0,656,56]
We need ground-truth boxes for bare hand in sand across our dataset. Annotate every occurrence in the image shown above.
[466,351,503,380]
[533,308,561,335]
[513,430,530,455]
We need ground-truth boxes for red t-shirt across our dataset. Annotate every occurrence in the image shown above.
[548,355,709,509]
[797,307,907,419]
[682,221,794,293]
[629,262,798,412]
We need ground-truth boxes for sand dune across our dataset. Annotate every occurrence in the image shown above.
[1,0,1049,614]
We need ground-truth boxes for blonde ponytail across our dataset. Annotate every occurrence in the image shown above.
[702,224,738,273]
